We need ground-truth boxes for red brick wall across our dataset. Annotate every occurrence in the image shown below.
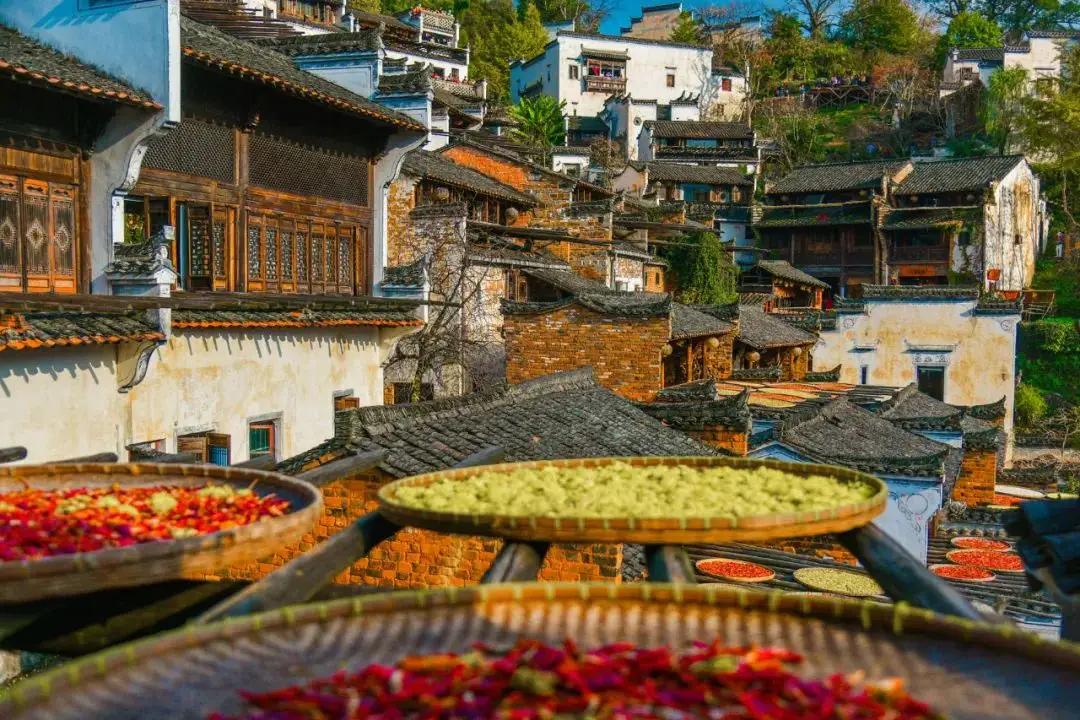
[953,448,997,506]
[687,427,749,456]
[644,266,666,293]
[386,178,417,267]
[210,469,622,587]
[760,537,859,566]
[443,146,531,192]
[504,303,670,402]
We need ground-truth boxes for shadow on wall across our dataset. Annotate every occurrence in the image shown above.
[175,329,376,363]
[0,350,112,398]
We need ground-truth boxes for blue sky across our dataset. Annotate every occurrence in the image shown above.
[598,1,785,35]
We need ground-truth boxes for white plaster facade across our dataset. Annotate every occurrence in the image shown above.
[942,31,1078,96]
[812,296,1019,436]
[976,160,1044,291]
[0,325,410,464]
[510,32,714,121]
[551,147,590,177]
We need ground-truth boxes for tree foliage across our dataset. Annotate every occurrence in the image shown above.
[838,0,923,57]
[670,10,705,44]
[671,232,739,305]
[934,11,1003,68]
[753,105,827,176]
[460,0,548,100]
[510,95,567,155]
[982,66,1027,155]
[532,0,613,31]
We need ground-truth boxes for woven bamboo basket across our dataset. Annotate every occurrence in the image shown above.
[0,463,322,603]
[3,583,1079,719]
[378,456,887,543]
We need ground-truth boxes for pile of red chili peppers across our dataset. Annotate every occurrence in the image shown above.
[213,639,943,719]
[0,484,289,561]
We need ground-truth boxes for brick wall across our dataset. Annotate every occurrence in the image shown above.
[778,346,811,381]
[687,426,749,455]
[703,333,735,381]
[211,468,622,587]
[953,448,997,506]
[759,536,859,566]
[644,265,666,292]
[504,303,669,402]
[387,177,418,267]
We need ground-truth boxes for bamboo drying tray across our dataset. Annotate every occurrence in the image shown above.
[4,583,1080,720]
[0,463,322,603]
[378,456,887,543]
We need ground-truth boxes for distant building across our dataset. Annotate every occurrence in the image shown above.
[241,0,347,35]
[636,119,757,171]
[812,286,1019,438]
[941,30,1079,97]
[757,156,1046,295]
[620,2,685,40]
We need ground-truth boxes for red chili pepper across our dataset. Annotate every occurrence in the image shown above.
[947,549,1024,572]
[214,639,945,719]
[696,559,774,581]
[0,485,289,561]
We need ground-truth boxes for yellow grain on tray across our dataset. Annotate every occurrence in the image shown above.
[793,567,884,597]
[390,461,875,519]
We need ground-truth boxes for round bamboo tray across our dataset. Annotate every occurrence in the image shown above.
[377,456,887,543]
[3,583,1079,720]
[0,463,322,603]
[946,549,1026,575]
[793,567,885,597]
[695,557,776,582]
[930,564,997,583]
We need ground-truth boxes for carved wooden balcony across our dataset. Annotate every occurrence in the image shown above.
[584,76,627,93]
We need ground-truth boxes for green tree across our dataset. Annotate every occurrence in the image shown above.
[351,0,382,12]
[1022,45,1080,230]
[934,11,1003,68]
[838,0,923,57]
[975,0,1080,37]
[669,10,704,44]
[533,0,612,31]
[675,232,738,305]
[511,95,566,156]
[790,0,844,39]
[461,0,548,99]
[753,106,827,176]
[982,66,1027,155]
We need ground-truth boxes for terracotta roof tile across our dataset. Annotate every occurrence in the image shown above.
[0,311,164,352]
[0,25,160,109]
[171,308,420,329]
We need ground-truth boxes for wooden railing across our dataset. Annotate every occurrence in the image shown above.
[584,76,626,93]
[892,246,949,262]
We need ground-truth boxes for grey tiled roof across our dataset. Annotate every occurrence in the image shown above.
[171,308,420,328]
[501,292,671,318]
[860,285,980,300]
[638,389,751,433]
[755,203,873,228]
[655,146,758,161]
[781,399,949,476]
[671,303,735,339]
[567,115,609,134]
[0,312,164,353]
[279,368,717,478]
[179,16,422,130]
[879,383,963,430]
[756,260,829,289]
[804,365,841,382]
[643,163,753,186]
[953,396,1006,421]
[644,120,753,139]
[523,268,609,295]
[257,29,383,56]
[883,206,982,230]
[0,25,159,109]
[736,305,818,349]
[961,415,999,451]
[655,378,721,403]
[954,47,1004,63]
[768,160,910,195]
[401,151,537,206]
[896,156,1026,195]
[382,256,428,288]
[377,65,431,95]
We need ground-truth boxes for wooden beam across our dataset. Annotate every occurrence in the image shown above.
[644,545,696,583]
[198,447,506,623]
[54,452,119,464]
[838,525,986,622]
[480,542,549,584]
[293,450,388,488]
[142,453,201,465]
[0,447,28,464]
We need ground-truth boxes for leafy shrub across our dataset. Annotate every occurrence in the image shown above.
[1015,383,1049,427]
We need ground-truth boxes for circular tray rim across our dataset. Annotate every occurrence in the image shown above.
[377,456,887,543]
[929,563,998,583]
[695,557,776,583]
[995,484,1045,499]
[3,582,1079,717]
[945,549,1026,574]
[0,463,322,602]
[793,566,885,597]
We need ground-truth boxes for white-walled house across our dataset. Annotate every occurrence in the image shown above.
[812,286,1019,438]
[637,119,758,173]
[510,30,714,127]
[942,30,1078,96]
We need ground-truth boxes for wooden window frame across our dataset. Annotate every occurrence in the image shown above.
[0,173,79,295]
[248,420,277,461]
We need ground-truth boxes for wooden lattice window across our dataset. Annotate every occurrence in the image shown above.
[246,213,365,295]
[0,174,78,294]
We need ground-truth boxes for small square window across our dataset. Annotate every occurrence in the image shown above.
[722,77,733,92]
[569,65,579,80]
[248,421,277,460]
[666,74,675,87]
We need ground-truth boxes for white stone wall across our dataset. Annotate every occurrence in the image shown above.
[551,150,589,175]
[1005,37,1072,81]
[979,161,1041,292]
[511,34,713,118]
[812,299,1018,434]
[0,327,404,464]
[612,164,648,195]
